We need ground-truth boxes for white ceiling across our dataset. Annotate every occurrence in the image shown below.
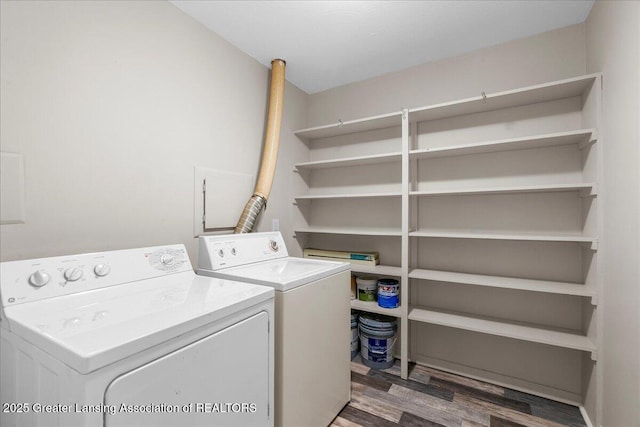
[170,0,595,94]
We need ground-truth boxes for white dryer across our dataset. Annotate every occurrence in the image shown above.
[197,232,351,427]
[0,245,274,427]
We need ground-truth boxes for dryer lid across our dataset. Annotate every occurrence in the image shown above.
[3,272,273,374]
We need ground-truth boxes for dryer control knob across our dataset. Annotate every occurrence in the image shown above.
[161,254,175,266]
[64,267,83,282]
[94,264,111,277]
[269,240,279,251]
[28,270,50,287]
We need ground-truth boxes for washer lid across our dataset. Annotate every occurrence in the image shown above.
[2,272,273,374]
[204,257,350,291]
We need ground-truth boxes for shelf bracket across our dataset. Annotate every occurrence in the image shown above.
[589,293,598,306]
[590,349,598,362]
[292,198,312,206]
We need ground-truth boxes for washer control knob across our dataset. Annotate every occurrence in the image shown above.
[230,247,237,256]
[92,310,109,321]
[161,254,175,266]
[63,317,82,328]
[269,240,279,252]
[28,271,51,287]
[94,264,111,277]
[218,249,225,258]
[64,267,83,282]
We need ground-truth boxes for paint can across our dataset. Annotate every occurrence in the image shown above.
[359,313,397,369]
[350,310,359,359]
[356,276,378,302]
[377,278,400,308]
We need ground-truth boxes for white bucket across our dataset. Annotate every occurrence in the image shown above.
[356,276,378,302]
[350,310,359,359]
[359,313,397,369]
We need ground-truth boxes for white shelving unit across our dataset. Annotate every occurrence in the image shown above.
[293,109,405,322]
[407,75,597,122]
[295,152,402,170]
[409,183,596,197]
[295,192,401,201]
[352,300,402,318]
[292,73,602,411]
[351,264,403,277]
[294,226,402,236]
[409,230,597,245]
[408,269,596,302]
[409,129,596,159]
[294,111,402,140]
[408,307,597,356]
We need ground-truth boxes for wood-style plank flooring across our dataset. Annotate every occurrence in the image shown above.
[332,357,587,427]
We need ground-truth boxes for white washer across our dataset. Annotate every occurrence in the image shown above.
[0,245,274,427]
[197,232,351,427]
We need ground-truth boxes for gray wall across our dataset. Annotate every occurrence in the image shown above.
[586,2,640,426]
[307,24,586,126]
[0,0,308,264]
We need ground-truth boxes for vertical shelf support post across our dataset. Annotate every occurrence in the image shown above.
[401,108,410,379]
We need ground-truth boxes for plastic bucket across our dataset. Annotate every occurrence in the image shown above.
[356,276,378,302]
[350,310,359,359]
[377,278,400,308]
[359,313,397,369]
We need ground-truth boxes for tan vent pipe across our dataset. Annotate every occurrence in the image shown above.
[234,59,286,233]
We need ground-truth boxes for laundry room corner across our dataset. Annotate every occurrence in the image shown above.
[0,0,308,264]
[2,1,638,426]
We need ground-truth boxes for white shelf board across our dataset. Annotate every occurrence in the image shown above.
[408,307,596,356]
[409,129,596,160]
[409,230,597,245]
[351,264,403,276]
[295,226,402,237]
[294,111,402,140]
[295,152,402,170]
[295,192,401,201]
[409,74,598,123]
[410,183,596,197]
[351,299,402,317]
[409,269,595,300]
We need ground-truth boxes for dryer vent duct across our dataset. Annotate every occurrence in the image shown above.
[234,59,286,234]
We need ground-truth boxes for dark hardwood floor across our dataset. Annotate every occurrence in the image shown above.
[332,357,587,427]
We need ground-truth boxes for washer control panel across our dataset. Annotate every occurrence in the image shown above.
[198,231,288,271]
[0,245,191,307]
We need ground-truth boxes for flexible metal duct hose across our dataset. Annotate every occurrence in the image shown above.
[234,194,267,234]
[234,59,286,234]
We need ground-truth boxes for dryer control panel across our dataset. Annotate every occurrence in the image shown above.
[198,231,288,271]
[0,245,191,307]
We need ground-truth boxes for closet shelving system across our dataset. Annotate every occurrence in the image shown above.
[292,74,602,412]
